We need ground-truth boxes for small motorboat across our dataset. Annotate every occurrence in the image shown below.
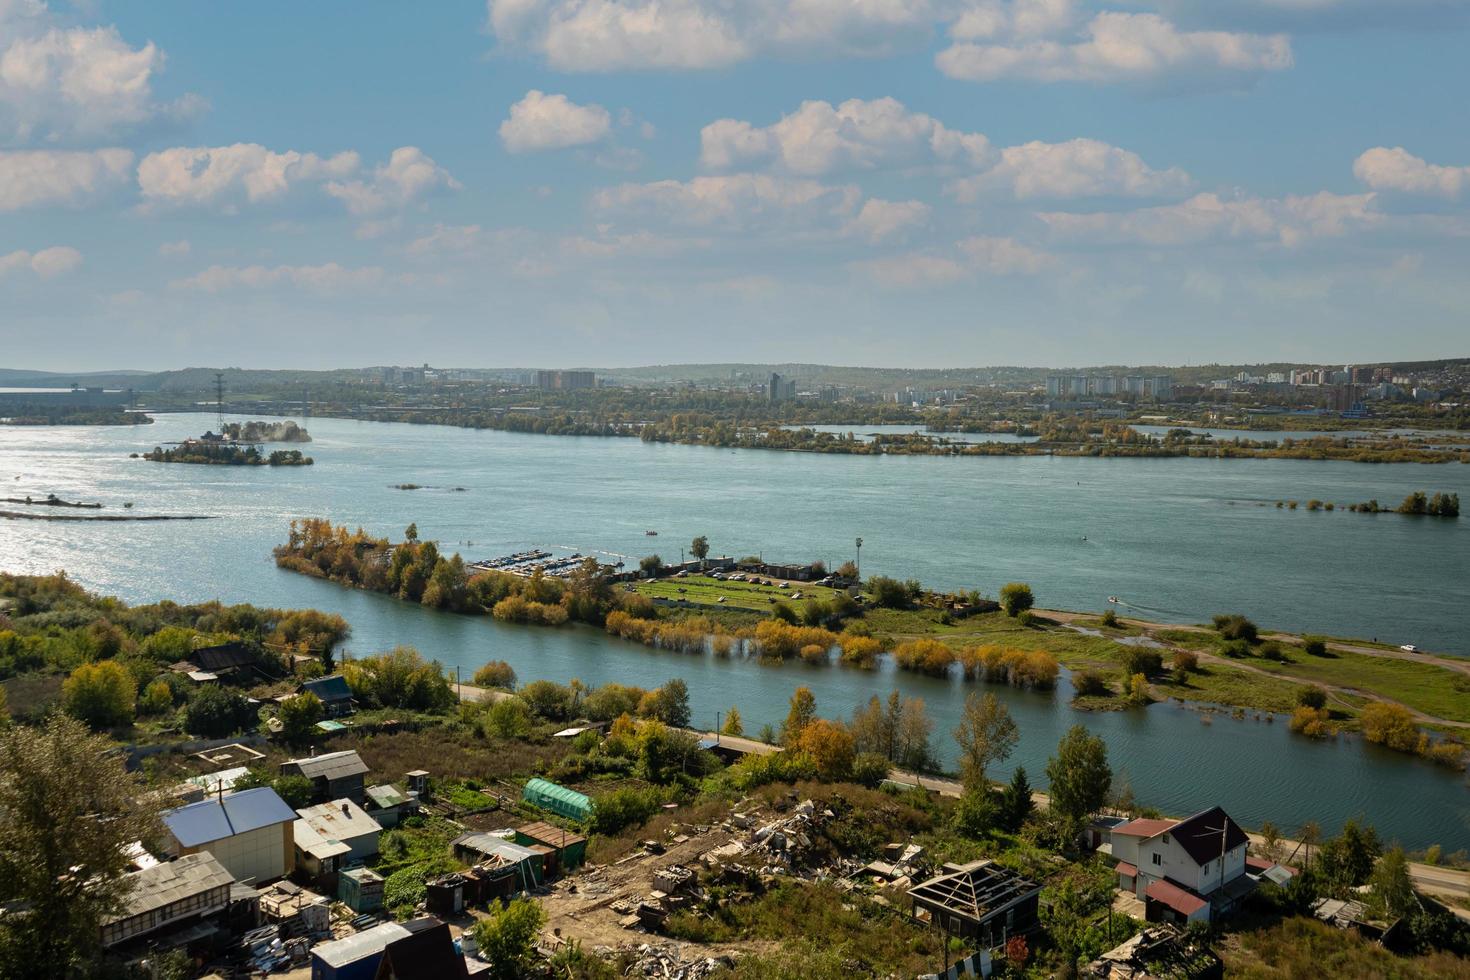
[645,530,658,536]
[1107,596,1120,604]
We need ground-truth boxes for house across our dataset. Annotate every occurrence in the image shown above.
[300,674,355,718]
[186,641,263,677]
[514,821,588,876]
[371,917,469,980]
[364,784,413,827]
[295,799,382,867]
[1109,807,1253,924]
[161,787,298,885]
[281,749,369,805]
[907,859,1042,948]
[100,853,234,949]
[310,917,458,980]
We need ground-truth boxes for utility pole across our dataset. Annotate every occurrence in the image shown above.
[214,372,225,433]
[855,537,863,579]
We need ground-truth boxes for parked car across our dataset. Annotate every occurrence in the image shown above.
[1400,643,1420,653]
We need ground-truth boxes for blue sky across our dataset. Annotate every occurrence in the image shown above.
[3,0,1469,371]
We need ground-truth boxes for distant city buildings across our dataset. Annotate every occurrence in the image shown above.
[536,370,596,391]
[1045,375,1173,399]
[767,372,796,403]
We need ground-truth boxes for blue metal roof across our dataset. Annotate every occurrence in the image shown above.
[163,787,297,847]
[302,675,353,701]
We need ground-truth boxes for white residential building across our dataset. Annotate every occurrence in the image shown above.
[1109,806,1251,923]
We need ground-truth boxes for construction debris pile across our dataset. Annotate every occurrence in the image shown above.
[624,942,736,979]
[1085,925,1223,979]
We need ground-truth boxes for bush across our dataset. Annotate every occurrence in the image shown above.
[1289,706,1332,738]
[481,696,532,738]
[519,680,572,720]
[893,639,955,676]
[472,660,516,690]
[1302,635,1329,657]
[1296,686,1328,710]
[1100,609,1119,628]
[726,750,817,791]
[1212,614,1258,643]
[1071,669,1109,697]
[999,583,1035,617]
[138,678,175,716]
[866,576,912,609]
[1361,702,1420,753]
[184,685,257,738]
[1121,647,1163,677]
[474,898,546,980]
[1219,638,1252,658]
[1016,609,1037,627]
[342,646,455,711]
[851,752,890,788]
[61,660,135,730]
[590,785,664,835]
[1259,641,1287,662]
[838,634,882,669]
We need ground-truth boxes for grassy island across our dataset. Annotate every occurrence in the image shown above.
[142,442,313,465]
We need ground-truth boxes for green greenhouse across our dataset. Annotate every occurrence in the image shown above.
[521,778,592,821]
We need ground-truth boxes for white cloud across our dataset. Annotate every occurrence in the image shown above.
[859,234,1053,285]
[488,0,961,71]
[0,148,132,210]
[700,97,992,175]
[1038,190,1378,246]
[405,223,484,255]
[137,144,457,215]
[937,11,1292,85]
[158,239,190,257]
[137,144,359,209]
[592,173,862,232]
[500,90,612,152]
[169,262,389,292]
[0,13,200,143]
[1353,146,1470,199]
[560,229,709,258]
[951,0,1079,41]
[843,198,931,243]
[325,147,461,215]
[0,244,82,278]
[948,138,1192,200]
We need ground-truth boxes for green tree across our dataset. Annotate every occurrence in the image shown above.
[1317,819,1382,891]
[1296,686,1328,710]
[690,536,710,561]
[481,696,533,739]
[138,678,175,716]
[952,691,1018,791]
[645,678,691,728]
[1046,725,1112,823]
[1369,846,1415,920]
[277,691,323,744]
[0,715,161,980]
[721,706,743,736]
[639,554,664,576]
[781,687,817,746]
[999,766,1035,833]
[472,897,546,980]
[472,660,517,690]
[342,646,454,712]
[61,659,135,730]
[404,522,419,542]
[184,685,257,738]
[999,582,1035,617]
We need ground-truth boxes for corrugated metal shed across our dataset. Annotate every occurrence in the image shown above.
[311,920,411,967]
[113,853,234,919]
[163,787,297,847]
[522,778,592,820]
[301,675,353,703]
[284,750,369,782]
[366,784,407,808]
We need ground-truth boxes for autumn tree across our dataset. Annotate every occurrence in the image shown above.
[0,716,161,979]
[473,897,546,980]
[472,660,517,690]
[852,690,936,772]
[278,691,323,744]
[953,691,1018,790]
[796,718,856,781]
[61,659,135,730]
[690,536,710,561]
[999,583,1035,617]
[781,687,817,746]
[1046,725,1112,824]
[722,706,743,736]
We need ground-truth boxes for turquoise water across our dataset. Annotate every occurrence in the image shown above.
[2,414,1468,848]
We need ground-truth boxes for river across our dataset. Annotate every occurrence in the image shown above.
[2,413,1468,849]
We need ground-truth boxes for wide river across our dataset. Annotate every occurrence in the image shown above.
[3,414,1468,849]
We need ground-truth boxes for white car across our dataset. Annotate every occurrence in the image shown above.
[1400,644,1420,653]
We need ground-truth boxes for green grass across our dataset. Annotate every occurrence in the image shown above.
[1245,651,1470,723]
[633,574,849,614]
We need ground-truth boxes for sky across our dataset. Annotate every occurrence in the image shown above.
[2,0,1469,371]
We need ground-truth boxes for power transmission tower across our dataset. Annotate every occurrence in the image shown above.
[214,372,225,433]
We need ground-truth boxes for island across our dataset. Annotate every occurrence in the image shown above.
[141,442,313,466]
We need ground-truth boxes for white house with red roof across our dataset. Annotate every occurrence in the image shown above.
[1108,806,1252,923]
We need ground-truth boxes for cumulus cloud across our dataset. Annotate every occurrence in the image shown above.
[0,244,82,278]
[169,262,389,292]
[487,0,961,71]
[1353,146,1469,199]
[0,10,201,143]
[1038,190,1378,246]
[324,147,461,215]
[842,198,931,243]
[500,90,612,152]
[700,97,992,175]
[592,173,862,233]
[937,11,1292,86]
[0,148,132,210]
[859,234,1053,285]
[137,144,457,215]
[948,138,1193,200]
[137,144,360,209]
[1157,0,1470,33]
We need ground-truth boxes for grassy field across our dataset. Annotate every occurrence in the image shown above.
[1246,651,1470,723]
[633,574,850,614]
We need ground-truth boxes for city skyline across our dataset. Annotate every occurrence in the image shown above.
[3,1,1470,370]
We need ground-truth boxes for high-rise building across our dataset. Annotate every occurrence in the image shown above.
[536,370,597,391]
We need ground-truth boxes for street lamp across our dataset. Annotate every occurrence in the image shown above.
[855,537,863,579]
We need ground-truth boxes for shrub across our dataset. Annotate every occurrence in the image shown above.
[894,639,955,677]
[1016,609,1037,628]
[1289,706,1331,739]
[1259,641,1287,662]
[851,752,890,788]
[753,621,837,661]
[1212,614,1258,643]
[277,691,323,744]
[1071,669,1109,697]
[726,750,817,791]
[799,643,829,664]
[866,576,912,609]
[473,898,546,980]
[1302,636,1329,657]
[61,660,135,730]
[1296,686,1328,710]
[138,679,175,716]
[1122,647,1163,677]
[1361,702,1420,753]
[184,685,257,738]
[1219,638,1252,658]
[795,719,856,781]
[999,583,1035,617]
[471,660,516,690]
[1100,609,1119,628]
[481,696,532,738]
[342,646,454,711]
[590,786,664,835]
[838,634,882,669]
[518,680,572,720]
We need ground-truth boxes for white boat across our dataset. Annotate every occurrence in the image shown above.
[1107,596,1120,604]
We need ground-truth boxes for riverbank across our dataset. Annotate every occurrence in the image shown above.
[0,510,216,522]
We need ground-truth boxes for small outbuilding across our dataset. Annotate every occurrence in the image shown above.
[281,749,370,805]
[365,784,413,827]
[514,821,588,874]
[338,866,384,914]
[300,675,356,718]
[295,798,382,864]
[101,852,234,949]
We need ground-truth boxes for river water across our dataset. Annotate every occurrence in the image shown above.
[3,414,1468,849]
